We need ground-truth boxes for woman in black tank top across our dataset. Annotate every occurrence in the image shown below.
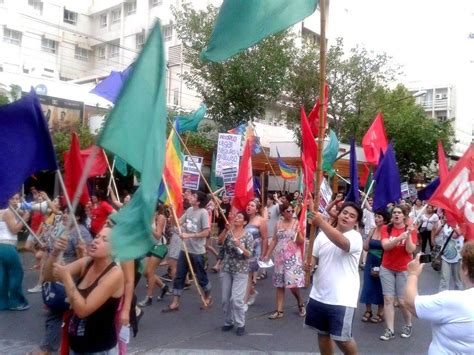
[44,227,124,354]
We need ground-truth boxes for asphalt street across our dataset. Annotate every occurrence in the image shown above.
[0,251,442,354]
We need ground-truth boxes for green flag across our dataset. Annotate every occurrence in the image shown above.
[322,130,340,177]
[297,167,303,194]
[201,0,319,62]
[364,167,374,193]
[176,104,206,134]
[114,155,128,176]
[98,23,167,261]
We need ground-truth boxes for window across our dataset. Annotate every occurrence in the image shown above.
[173,88,179,105]
[111,8,121,23]
[96,46,105,59]
[109,43,119,57]
[41,37,57,53]
[163,24,172,41]
[3,28,22,45]
[126,1,136,15]
[28,0,43,13]
[150,0,163,7]
[136,32,144,49]
[75,46,90,61]
[99,14,107,28]
[64,9,78,25]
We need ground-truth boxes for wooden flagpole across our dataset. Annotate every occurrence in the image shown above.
[305,0,328,287]
[162,177,208,308]
[103,153,120,203]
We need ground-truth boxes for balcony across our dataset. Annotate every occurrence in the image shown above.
[421,98,450,111]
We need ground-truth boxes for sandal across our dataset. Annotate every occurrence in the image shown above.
[257,273,268,281]
[161,305,179,313]
[298,304,306,317]
[268,310,284,320]
[370,314,384,323]
[361,310,372,322]
[201,296,213,310]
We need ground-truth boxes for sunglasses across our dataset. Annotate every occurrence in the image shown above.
[285,209,293,213]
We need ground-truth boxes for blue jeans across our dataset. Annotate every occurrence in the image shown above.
[40,309,64,352]
[0,244,28,310]
[173,251,211,297]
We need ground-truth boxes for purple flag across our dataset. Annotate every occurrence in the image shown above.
[417,178,440,201]
[345,138,360,204]
[89,66,132,103]
[373,143,401,211]
[0,89,58,207]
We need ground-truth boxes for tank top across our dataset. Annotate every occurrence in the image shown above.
[152,216,167,245]
[68,261,121,353]
[245,224,261,240]
[0,213,18,246]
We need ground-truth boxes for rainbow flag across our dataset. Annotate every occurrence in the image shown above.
[162,122,184,216]
[228,123,246,135]
[276,148,297,180]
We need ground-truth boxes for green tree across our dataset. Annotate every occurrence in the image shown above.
[53,123,97,166]
[348,85,455,179]
[286,38,399,138]
[173,4,294,130]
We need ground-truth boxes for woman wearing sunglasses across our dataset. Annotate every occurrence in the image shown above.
[263,202,305,319]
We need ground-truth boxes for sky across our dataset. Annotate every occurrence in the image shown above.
[326,0,473,87]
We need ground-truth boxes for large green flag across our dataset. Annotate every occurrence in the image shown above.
[98,23,167,260]
[176,104,206,134]
[322,130,340,178]
[210,151,223,192]
[201,0,319,62]
[114,155,128,176]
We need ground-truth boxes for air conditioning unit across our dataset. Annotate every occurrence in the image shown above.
[435,94,442,99]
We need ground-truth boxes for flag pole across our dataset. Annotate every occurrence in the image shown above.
[305,0,328,287]
[162,176,208,308]
[56,170,85,243]
[335,173,364,194]
[9,206,45,248]
[103,153,120,203]
[361,180,375,207]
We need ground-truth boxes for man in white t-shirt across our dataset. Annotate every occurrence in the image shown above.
[305,201,363,355]
[405,244,474,355]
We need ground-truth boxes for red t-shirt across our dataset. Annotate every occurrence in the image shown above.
[381,225,417,272]
[90,201,114,235]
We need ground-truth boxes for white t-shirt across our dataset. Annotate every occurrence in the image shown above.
[415,288,474,355]
[267,203,280,239]
[310,229,363,307]
[420,213,439,232]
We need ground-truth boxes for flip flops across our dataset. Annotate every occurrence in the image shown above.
[161,305,179,313]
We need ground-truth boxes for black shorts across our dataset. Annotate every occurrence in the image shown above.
[304,298,355,341]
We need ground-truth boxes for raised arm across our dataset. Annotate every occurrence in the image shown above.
[310,212,351,252]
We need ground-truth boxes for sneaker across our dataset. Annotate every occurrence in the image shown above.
[28,284,42,293]
[138,297,152,307]
[400,325,412,338]
[243,304,248,312]
[380,328,395,341]
[221,324,234,332]
[236,326,245,336]
[9,304,30,311]
[247,290,258,306]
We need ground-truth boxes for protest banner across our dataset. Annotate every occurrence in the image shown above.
[216,133,242,176]
[221,166,238,197]
[318,178,333,217]
[401,181,410,199]
[182,155,203,190]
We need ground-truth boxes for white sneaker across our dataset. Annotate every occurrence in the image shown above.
[247,290,258,306]
[28,285,42,293]
[243,304,248,312]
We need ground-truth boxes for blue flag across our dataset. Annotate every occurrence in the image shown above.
[90,65,132,103]
[417,178,440,201]
[0,90,58,207]
[345,138,360,204]
[373,143,401,211]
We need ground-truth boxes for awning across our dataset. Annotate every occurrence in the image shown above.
[43,32,61,42]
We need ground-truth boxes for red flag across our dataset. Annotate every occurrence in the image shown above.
[64,133,90,206]
[64,146,108,177]
[301,106,318,193]
[308,83,329,137]
[362,112,388,165]
[297,190,309,257]
[429,144,474,240]
[437,141,457,227]
[232,139,254,212]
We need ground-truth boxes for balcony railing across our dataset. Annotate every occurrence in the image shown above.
[421,98,450,110]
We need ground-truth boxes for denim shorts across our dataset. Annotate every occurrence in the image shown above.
[304,298,355,341]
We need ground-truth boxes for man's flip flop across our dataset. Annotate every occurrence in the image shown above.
[200,296,213,310]
[161,305,179,313]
